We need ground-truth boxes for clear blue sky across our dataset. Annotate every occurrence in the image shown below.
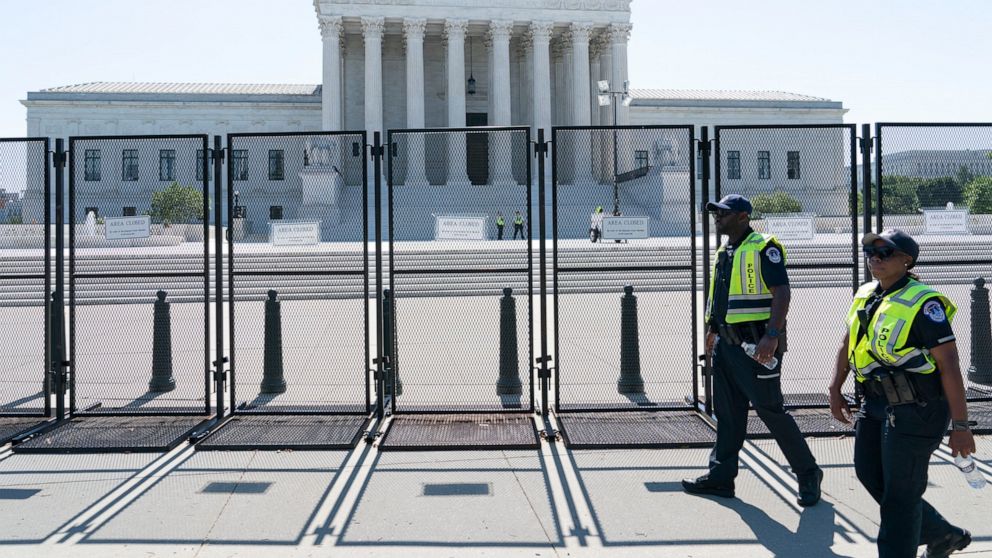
[1,0,989,138]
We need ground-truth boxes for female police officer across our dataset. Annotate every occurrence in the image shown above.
[829,229,976,558]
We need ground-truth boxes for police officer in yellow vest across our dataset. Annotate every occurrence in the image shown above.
[684,194,823,506]
[829,229,975,558]
[495,212,505,240]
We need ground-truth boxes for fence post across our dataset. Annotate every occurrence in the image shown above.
[968,278,992,386]
[383,288,402,396]
[618,285,645,394]
[261,290,287,394]
[497,288,522,395]
[149,290,176,392]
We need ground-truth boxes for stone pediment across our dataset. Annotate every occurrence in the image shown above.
[315,0,632,24]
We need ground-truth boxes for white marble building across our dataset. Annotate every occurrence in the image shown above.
[17,0,850,237]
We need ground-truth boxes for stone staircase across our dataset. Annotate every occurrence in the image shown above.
[3,239,992,306]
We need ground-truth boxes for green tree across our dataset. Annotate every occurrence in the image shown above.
[878,175,921,215]
[964,176,992,214]
[751,190,802,219]
[149,182,204,226]
[917,176,963,208]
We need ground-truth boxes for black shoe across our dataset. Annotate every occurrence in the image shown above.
[682,476,735,499]
[797,468,823,507]
[921,528,971,558]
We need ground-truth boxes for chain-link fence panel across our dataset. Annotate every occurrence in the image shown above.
[877,124,992,399]
[553,126,698,411]
[68,135,210,414]
[0,138,50,416]
[227,132,369,414]
[714,125,859,406]
[386,127,532,412]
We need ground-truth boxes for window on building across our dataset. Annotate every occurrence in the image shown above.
[122,149,139,181]
[634,150,648,170]
[268,150,285,180]
[122,206,136,217]
[787,151,801,179]
[232,150,249,181]
[758,151,771,180]
[84,149,101,181]
[159,149,176,181]
[727,151,741,180]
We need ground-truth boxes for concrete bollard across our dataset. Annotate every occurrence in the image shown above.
[382,289,403,396]
[617,285,645,394]
[149,290,176,392]
[261,290,287,394]
[968,277,992,386]
[497,287,523,395]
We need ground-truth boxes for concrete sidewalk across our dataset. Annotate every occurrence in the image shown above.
[0,417,989,558]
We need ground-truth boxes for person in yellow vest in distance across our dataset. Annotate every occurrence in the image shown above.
[513,210,525,240]
[684,194,823,507]
[590,206,604,242]
[829,229,975,558]
[495,211,505,240]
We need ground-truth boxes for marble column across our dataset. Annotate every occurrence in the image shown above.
[361,17,384,136]
[570,22,594,184]
[552,39,566,127]
[489,20,515,186]
[599,39,614,183]
[319,16,342,131]
[609,23,632,126]
[530,22,553,139]
[403,18,428,185]
[445,19,471,185]
[589,33,604,182]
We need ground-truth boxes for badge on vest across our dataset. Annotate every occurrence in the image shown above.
[922,300,946,322]
[765,247,782,264]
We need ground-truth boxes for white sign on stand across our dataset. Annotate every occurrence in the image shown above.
[271,221,321,246]
[765,214,815,241]
[105,216,150,240]
[923,209,969,234]
[435,215,487,241]
[602,216,649,240]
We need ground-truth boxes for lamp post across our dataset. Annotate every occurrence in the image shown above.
[597,79,632,215]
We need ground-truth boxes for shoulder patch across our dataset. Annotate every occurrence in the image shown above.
[922,300,946,323]
[765,247,782,264]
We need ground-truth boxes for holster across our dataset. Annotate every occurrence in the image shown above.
[869,370,920,406]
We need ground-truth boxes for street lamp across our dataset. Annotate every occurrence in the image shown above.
[597,79,633,215]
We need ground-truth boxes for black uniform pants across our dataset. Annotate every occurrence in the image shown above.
[513,223,524,239]
[707,338,818,484]
[496,224,504,240]
[855,394,955,558]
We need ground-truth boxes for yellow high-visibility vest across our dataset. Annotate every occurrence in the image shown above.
[706,232,785,324]
[846,279,956,382]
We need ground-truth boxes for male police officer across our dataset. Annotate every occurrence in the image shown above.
[683,194,823,506]
[495,211,505,240]
[513,210,525,240]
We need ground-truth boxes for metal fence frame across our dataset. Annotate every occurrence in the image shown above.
[551,124,700,414]
[66,134,212,416]
[224,131,372,418]
[0,137,51,418]
[712,124,860,410]
[385,126,534,415]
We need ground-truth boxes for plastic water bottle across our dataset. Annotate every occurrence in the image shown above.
[954,455,988,489]
[741,342,778,370]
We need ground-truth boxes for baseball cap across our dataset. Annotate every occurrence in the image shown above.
[705,194,752,215]
[861,228,919,268]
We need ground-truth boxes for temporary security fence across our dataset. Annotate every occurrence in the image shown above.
[875,123,992,413]
[712,124,859,436]
[378,127,538,450]
[0,138,52,444]
[15,135,213,453]
[7,123,992,451]
[196,131,372,451]
[550,125,716,449]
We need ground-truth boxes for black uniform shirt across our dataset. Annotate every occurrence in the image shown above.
[863,275,955,350]
[709,228,789,327]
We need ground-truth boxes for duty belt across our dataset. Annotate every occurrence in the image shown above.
[716,322,767,345]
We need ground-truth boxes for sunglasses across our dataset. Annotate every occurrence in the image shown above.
[862,245,897,259]
[711,210,737,219]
